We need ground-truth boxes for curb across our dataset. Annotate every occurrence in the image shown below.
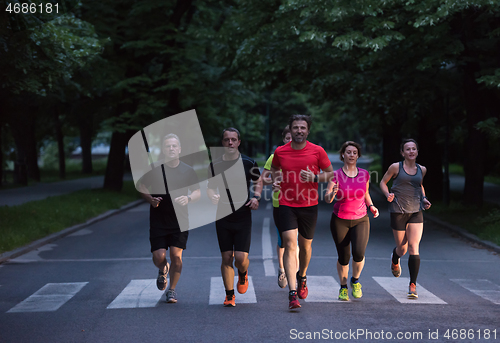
[371,184,500,254]
[0,199,145,264]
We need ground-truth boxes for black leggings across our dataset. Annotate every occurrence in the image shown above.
[330,213,370,266]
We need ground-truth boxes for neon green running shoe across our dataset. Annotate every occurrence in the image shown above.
[350,281,362,299]
[338,288,349,301]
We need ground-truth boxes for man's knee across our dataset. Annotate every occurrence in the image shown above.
[221,252,234,266]
[152,249,166,262]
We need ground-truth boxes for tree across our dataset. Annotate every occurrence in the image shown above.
[1,0,104,184]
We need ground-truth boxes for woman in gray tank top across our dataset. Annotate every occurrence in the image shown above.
[380,139,432,299]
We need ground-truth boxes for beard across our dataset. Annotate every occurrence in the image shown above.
[292,133,307,143]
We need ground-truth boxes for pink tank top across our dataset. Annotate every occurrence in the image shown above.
[333,168,369,220]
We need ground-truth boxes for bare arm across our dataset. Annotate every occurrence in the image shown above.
[324,179,338,203]
[138,182,163,207]
[365,181,379,218]
[174,188,201,206]
[379,163,398,202]
[300,164,334,183]
[420,165,431,210]
[261,169,273,186]
[246,176,263,210]
[206,187,220,205]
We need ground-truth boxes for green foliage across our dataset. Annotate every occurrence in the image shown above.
[2,1,105,95]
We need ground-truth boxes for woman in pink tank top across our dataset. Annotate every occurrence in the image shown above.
[325,141,379,301]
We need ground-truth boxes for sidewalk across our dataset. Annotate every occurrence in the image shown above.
[0,174,133,207]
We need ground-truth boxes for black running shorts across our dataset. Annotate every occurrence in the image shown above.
[390,211,424,231]
[278,205,318,240]
[216,218,252,253]
[150,231,189,252]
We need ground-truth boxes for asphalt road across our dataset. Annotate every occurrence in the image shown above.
[1,185,499,343]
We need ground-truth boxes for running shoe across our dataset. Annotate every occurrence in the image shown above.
[156,264,169,291]
[237,270,248,294]
[350,281,362,299]
[338,288,349,301]
[166,289,177,303]
[224,295,235,307]
[407,283,418,299]
[278,270,287,288]
[289,292,301,309]
[391,253,402,277]
[296,272,308,299]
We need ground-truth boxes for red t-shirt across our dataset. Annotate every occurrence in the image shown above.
[272,141,331,207]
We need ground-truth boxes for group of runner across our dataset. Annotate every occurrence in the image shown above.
[138,115,431,309]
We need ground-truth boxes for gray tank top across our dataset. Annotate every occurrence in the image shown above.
[389,161,423,213]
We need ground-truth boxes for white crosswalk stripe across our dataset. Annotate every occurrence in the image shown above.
[12,275,496,312]
[451,279,500,305]
[7,282,88,313]
[107,279,165,309]
[209,276,256,305]
[303,276,348,303]
[373,277,447,304]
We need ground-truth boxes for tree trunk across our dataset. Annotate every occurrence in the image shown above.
[54,108,66,179]
[417,100,443,200]
[73,99,94,175]
[79,112,93,174]
[381,110,403,175]
[8,99,40,183]
[103,129,134,191]
[460,10,489,207]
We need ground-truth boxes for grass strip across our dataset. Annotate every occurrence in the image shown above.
[0,181,141,254]
[429,192,500,247]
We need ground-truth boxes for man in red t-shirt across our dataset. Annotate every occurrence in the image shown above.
[271,114,334,309]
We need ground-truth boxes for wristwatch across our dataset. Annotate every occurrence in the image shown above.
[187,196,192,203]
[253,195,261,202]
[314,175,319,183]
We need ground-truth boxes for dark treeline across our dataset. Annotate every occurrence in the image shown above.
[1,0,499,206]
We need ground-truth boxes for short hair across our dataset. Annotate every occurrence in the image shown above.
[163,133,181,147]
[400,138,419,152]
[282,125,291,139]
[288,114,312,131]
[338,141,362,161]
[221,127,240,141]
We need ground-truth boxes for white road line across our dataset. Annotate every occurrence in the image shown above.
[266,203,272,210]
[303,276,345,303]
[7,282,88,313]
[262,217,276,276]
[107,279,164,309]
[451,279,500,305]
[264,260,275,277]
[209,276,256,305]
[373,277,447,304]
[262,218,273,260]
